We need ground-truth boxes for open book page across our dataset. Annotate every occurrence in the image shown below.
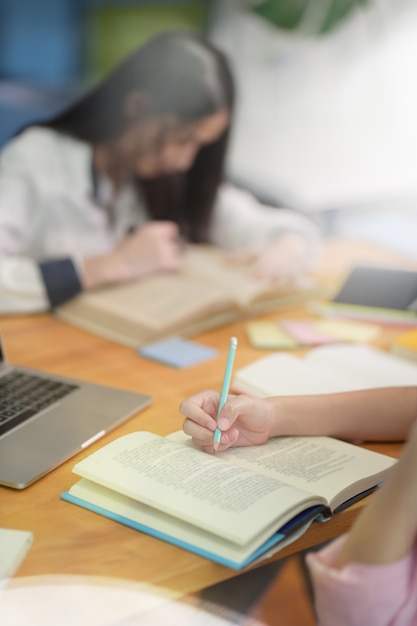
[305,344,417,387]
[183,246,290,307]
[185,246,324,314]
[71,431,322,546]
[59,245,316,330]
[57,271,238,336]
[234,344,417,396]
[216,436,396,512]
[58,245,275,336]
[233,353,362,396]
[168,432,396,513]
[56,245,323,346]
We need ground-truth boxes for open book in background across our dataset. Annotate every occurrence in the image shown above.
[61,430,396,570]
[233,344,417,397]
[55,246,323,348]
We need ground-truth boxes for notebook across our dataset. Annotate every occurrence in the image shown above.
[0,331,151,489]
[0,528,33,580]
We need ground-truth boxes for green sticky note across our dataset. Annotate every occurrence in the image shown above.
[245,321,298,349]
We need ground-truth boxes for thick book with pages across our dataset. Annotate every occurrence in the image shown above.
[55,246,322,347]
[61,430,396,570]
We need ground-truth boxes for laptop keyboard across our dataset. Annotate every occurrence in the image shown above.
[0,371,78,436]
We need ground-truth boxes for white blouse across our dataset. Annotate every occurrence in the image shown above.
[0,126,321,313]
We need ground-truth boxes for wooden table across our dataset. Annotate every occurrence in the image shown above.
[1,238,414,595]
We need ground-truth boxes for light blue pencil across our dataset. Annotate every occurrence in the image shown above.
[213,336,238,453]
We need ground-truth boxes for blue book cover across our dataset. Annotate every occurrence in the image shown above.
[61,488,323,570]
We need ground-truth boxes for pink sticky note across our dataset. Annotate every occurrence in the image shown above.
[280,321,337,345]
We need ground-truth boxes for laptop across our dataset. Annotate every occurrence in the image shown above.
[0,331,151,489]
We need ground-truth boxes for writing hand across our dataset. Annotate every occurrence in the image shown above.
[111,221,183,280]
[82,221,183,289]
[179,390,274,454]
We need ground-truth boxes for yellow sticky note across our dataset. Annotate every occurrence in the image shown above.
[314,320,380,342]
[245,322,298,349]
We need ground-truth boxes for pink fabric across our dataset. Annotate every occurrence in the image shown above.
[306,535,417,626]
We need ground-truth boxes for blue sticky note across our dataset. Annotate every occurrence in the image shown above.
[138,336,218,368]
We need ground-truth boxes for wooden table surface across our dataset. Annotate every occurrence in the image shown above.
[1,237,415,596]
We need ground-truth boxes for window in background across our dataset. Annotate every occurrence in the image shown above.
[85,1,209,81]
[0,0,209,146]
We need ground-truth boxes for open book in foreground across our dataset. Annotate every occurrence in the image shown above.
[233,344,417,397]
[55,246,322,347]
[61,430,396,570]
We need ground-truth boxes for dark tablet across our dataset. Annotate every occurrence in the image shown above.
[333,266,417,312]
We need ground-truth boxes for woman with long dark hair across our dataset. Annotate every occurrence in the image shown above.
[0,30,320,312]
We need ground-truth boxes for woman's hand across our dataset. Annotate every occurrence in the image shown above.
[82,221,183,289]
[111,221,183,280]
[179,390,275,454]
[226,233,314,286]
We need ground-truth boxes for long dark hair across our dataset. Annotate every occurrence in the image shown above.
[43,30,235,242]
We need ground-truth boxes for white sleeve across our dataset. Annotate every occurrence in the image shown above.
[209,183,322,261]
[0,256,49,313]
[0,173,49,312]
[0,155,49,314]
[0,132,85,312]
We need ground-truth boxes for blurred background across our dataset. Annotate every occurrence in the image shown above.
[0,0,211,144]
[1,0,417,255]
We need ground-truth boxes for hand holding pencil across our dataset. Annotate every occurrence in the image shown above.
[180,336,276,453]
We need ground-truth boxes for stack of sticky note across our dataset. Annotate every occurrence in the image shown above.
[391,328,417,362]
[138,336,219,368]
[245,319,380,349]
